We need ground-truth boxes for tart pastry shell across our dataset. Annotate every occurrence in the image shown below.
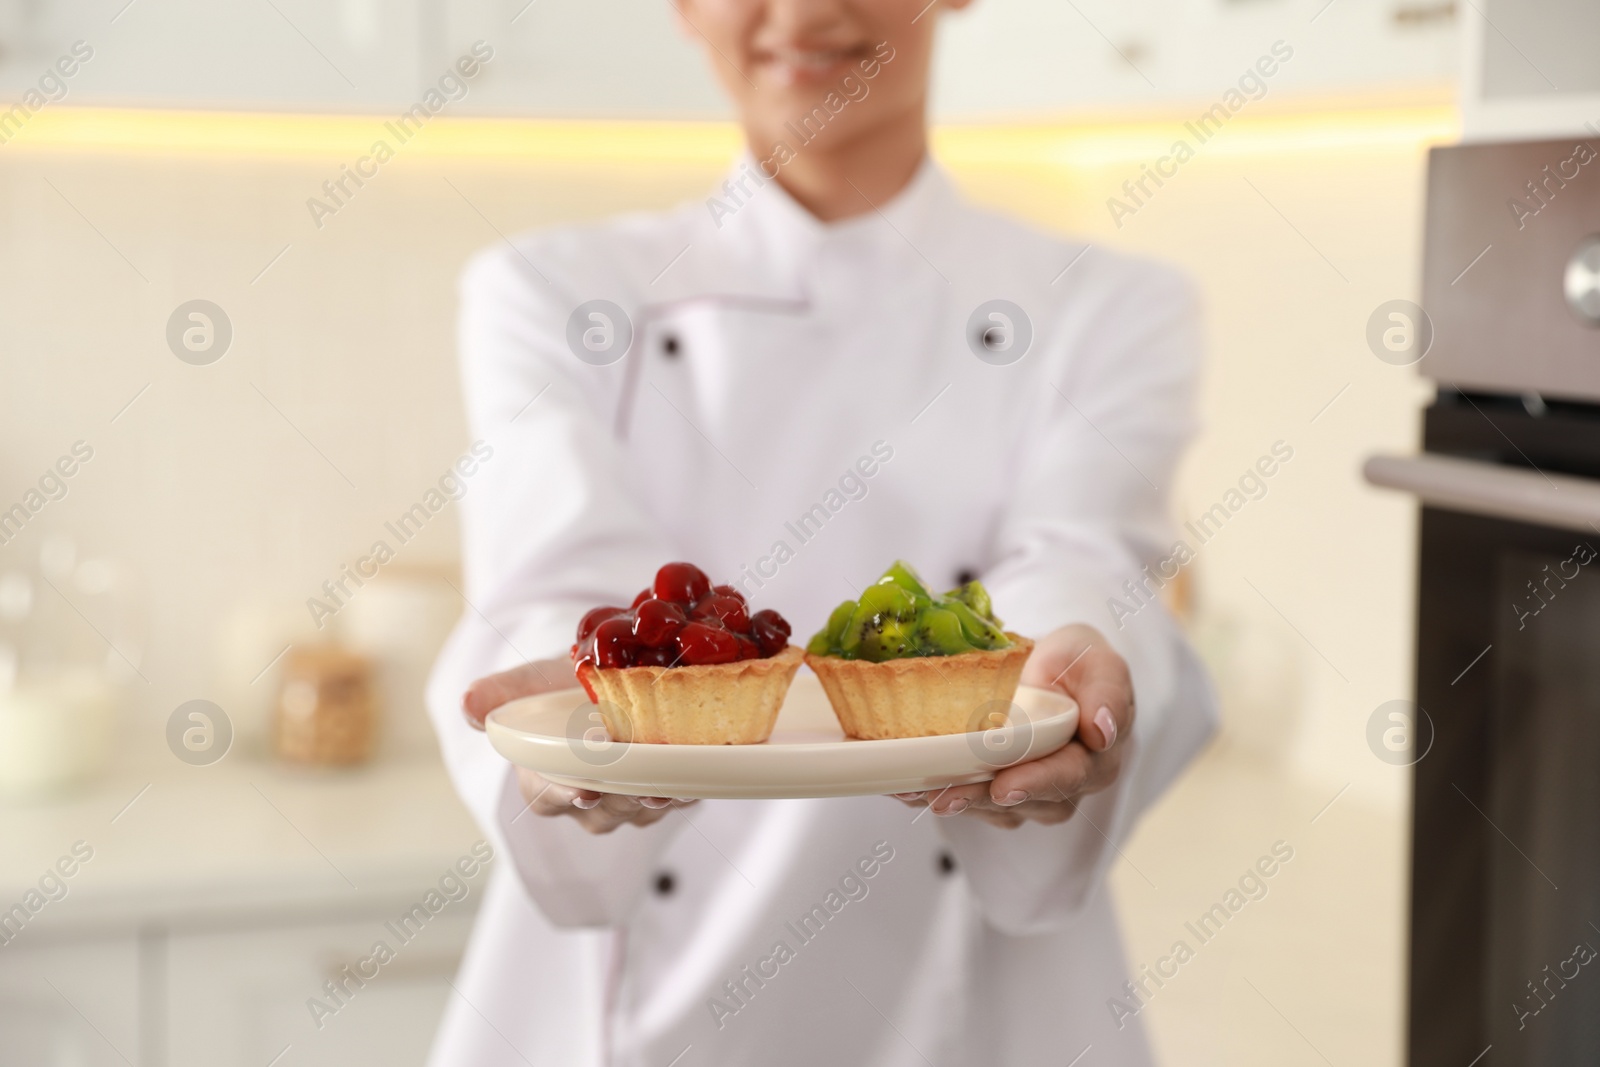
[804,635,1036,740]
[588,646,804,745]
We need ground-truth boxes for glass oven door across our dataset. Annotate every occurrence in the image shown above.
[1402,393,1600,1066]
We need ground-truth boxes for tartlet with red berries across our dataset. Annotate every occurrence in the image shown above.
[571,563,803,745]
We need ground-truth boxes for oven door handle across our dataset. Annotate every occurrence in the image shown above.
[1364,453,1600,535]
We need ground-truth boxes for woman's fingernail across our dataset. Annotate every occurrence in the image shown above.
[572,795,601,810]
[997,791,1029,806]
[639,797,670,809]
[936,799,970,817]
[893,792,926,801]
[1095,705,1118,748]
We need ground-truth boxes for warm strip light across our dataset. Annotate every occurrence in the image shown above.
[938,106,1458,168]
[1,103,1456,165]
[1,109,745,163]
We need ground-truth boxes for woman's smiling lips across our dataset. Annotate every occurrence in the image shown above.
[752,43,870,86]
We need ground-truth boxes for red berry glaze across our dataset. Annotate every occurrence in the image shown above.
[750,609,792,657]
[692,594,750,632]
[635,645,678,667]
[571,563,789,681]
[576,662,598,703]
[632,598,687,647]
[592,617,639,669]
[675,621,739,665]
[653,562,712,605]
[577,605,625,642]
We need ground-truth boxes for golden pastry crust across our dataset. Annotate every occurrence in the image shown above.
[587,645,804,745]
[804,635,1035,740]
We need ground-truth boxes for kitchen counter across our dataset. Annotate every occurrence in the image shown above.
[0,752,487,940]
[1,750,493,1066]
[0,735,1405,1065]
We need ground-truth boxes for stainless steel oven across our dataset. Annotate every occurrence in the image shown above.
[1368,136,1600,1066]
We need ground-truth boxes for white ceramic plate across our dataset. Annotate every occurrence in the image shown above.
[485,673,1078,800]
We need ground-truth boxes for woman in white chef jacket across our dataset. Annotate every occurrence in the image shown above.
[426,1,1216,1064]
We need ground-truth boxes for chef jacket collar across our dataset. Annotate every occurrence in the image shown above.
[660,150,952,305]
[732,149,948,252]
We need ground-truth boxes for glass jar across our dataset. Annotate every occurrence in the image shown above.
[273,644,375,766]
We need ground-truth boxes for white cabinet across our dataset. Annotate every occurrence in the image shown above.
[165,911,474,1067]
[0,0,1458,117]
[0,0,437,106]
[935,0,1458,117]
[1462,0,1600,139]
[0,935,142,1067]
[0,757,487,1066]
[0,0,718,115]
[0,908,473,1067]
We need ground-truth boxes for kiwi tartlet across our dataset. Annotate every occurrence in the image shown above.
[804,561,1033,740]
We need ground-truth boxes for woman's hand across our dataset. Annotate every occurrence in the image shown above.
[463,658,692,834]
[893,624,1133,829]
[512,766,684,835]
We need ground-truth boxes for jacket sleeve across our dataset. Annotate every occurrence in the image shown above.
[936,259,1219,936]
[425,243,685,929]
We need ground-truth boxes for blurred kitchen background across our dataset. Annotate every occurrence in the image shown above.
[0,0,1592,1064]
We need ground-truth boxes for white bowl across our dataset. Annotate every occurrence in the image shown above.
[0,673,118,799]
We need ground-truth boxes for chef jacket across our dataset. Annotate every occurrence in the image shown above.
[425,154,1217,1067]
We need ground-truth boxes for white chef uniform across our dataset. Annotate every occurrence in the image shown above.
[425,155,1217,1067]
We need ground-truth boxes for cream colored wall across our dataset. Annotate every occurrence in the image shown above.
[0,106,1445,789]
